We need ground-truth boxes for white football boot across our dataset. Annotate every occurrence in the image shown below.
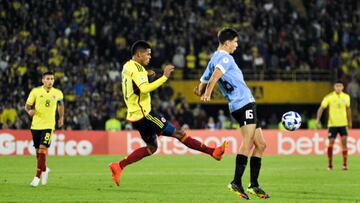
[30,177,40,187]
[41,167,51,185]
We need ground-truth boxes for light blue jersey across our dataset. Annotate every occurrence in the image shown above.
[200,50,255,113]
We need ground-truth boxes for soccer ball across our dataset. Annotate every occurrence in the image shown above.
[281,111,301,131]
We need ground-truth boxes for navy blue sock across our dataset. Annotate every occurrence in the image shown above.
[250,156,261,187]
[232,154,248,186]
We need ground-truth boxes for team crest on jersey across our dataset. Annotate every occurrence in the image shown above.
[52,95,57,100]
[223,57,229,63]
[161,117,166,122]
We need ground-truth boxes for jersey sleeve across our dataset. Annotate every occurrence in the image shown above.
[58,90,64,104]
[200,65,212,83]
[215,55,232,74]
[321,96,329,108]
[346,94,350,107]
[26,89,36,106]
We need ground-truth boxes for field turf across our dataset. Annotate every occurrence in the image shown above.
[1,155,360,203]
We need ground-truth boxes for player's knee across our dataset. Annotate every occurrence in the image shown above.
[38,146,48,154]
[258,142,266,152]
[147,143,158,154]
[174,129,186,141]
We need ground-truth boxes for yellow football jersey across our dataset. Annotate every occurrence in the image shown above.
[122,60,151,121]
[321,91,350,127]
[26,86,64,130]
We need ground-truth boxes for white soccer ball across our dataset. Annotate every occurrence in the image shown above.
[281,111,302,131]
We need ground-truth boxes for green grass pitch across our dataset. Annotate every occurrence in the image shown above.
[1,155,360,202]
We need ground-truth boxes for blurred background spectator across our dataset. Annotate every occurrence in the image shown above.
[0,0,359,130]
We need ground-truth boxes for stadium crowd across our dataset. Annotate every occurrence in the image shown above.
[0,0,359,130]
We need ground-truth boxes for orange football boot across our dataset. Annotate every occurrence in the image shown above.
[212,141,229,161]
[109,162,123,186]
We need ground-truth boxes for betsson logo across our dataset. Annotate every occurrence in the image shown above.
[127,133,238,155]
[128,132,360,155]
[277,132,360,155]
[0,133,93,155]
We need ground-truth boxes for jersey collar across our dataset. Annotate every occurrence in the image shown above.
[42,86,53,93]
[131,59,144,67]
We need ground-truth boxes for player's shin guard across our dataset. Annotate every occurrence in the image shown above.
[327,146,333,168]
[342,149,348,168]
[233,154,248,186]
[119,147,152,169]
[181,134,214,155]
[250,156,261,188]
[36,149,47,177]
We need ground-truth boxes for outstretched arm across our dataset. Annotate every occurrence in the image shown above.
[201,67,223,102]
[138,64,174,94]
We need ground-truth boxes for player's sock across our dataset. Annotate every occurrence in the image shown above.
[119,147,152,169]
[233,154,248,186]
[36,152,46,177]
[327,146,333,168]
[342,149,348,167]
[249,156,261,188]
[181,134,214,155]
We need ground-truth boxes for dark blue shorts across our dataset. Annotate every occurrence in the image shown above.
[31,129,53,148]
[132,112,175,144]
[231,103,260,128]
[328,127,348,139]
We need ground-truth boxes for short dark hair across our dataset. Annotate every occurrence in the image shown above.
[335,80,343,84]
[131,40,151,56]
[42,71,54,78]
[218,28,238,44]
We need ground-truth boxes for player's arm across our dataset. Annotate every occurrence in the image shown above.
[316,106,324,128]
[57,91,65,128]
[346,107,352,129]
[316,96,328,128]
[25,104,35,117]
[201,67,223,102]
[25,90,35,117]
[194,82,206,96]
[138,64,174,93]
[57,100,64,128]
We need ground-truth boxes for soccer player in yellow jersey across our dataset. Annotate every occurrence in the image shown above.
[316,82,352,171]
[25,72,64,187]
[109,40,228,186]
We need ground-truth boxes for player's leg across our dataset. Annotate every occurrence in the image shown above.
[119,138,156,169]
[169,128,228,160]
[339,127,348,170]
[228,103,258,200]
[231,123,256,189]
[227,124,255,200]
[39,130,52,185]
[30,130,41,187]
[247,127,270,199]
[39,145,50,185]
[249,128,265,188]
[30,129,52,187]
[327,127,336,170]
[109,118,156,186]
[109,139,155,186]
[144,112,228,160]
